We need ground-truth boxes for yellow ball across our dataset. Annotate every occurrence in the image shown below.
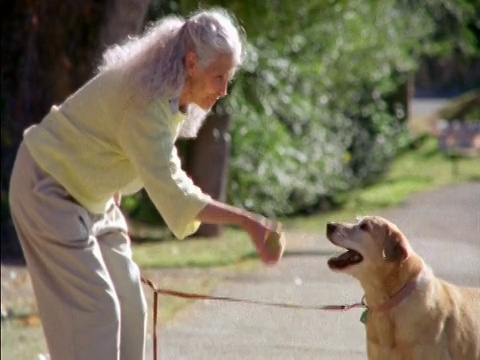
[264,231,286,262]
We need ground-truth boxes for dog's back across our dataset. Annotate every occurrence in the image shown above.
[442,282,480,359]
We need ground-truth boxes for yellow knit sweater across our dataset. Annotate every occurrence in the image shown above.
[24,69,210,239]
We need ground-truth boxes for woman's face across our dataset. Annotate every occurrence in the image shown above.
[181,51,236,110]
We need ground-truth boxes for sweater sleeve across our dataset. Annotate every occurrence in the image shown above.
[119,99,211,239]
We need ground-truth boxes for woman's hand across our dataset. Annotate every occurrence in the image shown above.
[242,215,285,265]
[196,199,286,265]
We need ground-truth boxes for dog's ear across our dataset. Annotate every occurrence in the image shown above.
[383,228,408,262]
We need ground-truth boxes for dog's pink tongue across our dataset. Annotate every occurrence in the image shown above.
[328,249,362,268]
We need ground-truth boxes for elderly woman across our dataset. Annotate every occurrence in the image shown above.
[9,8,284,360]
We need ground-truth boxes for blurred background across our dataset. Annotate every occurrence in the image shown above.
[2,0,479,259]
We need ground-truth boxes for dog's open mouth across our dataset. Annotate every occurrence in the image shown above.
[328,249,363,269]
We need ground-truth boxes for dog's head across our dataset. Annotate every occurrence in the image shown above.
[326,216,411,279]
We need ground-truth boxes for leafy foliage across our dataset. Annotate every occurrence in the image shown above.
[220,1,421,216]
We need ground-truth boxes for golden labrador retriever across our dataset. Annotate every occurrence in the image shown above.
[326,215,480,360]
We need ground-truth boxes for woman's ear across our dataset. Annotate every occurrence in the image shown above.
[185,51,197,75]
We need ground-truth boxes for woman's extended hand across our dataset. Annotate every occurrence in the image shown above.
[243,215,285,265]
[196,199,286,265]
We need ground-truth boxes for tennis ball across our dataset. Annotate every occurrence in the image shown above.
[263,230,286,264]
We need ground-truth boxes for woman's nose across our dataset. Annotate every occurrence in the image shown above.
[217,79,228,97]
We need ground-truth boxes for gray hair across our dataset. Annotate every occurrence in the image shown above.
[98,8,246,138]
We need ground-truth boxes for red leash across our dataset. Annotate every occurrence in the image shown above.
[141,276,366,360]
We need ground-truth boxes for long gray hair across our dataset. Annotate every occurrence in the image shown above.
[98,8,246,138]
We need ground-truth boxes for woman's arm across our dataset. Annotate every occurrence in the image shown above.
[196,198,256,226]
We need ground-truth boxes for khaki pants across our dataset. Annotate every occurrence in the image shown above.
[9,143,147,360]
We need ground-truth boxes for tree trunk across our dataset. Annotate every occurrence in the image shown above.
[387,74,414,124]
[185,111,232,237]
[100,0,151,51]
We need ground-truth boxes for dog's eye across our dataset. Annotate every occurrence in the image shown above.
[359,222,371,232]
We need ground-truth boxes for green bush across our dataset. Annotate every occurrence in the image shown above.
[223,1,426,216]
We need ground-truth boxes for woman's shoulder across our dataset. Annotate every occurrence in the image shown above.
[62,68,126,104]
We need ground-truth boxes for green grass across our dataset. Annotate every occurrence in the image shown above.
[1,321,48,359]
[283,136,479,231]
[132,228,258,269]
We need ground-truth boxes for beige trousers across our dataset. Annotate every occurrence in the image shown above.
[9,143,147,360]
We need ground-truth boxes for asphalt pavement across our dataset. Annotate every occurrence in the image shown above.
[155,182,480,360]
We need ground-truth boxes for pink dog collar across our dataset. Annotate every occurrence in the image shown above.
[368,267,424,313]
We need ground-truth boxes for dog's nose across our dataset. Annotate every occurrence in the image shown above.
[326,222,337,237]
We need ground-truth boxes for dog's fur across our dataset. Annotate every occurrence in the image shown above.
[326,215,480,360]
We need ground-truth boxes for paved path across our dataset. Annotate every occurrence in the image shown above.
[155,182,480,359]
[410,98,451,119]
